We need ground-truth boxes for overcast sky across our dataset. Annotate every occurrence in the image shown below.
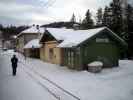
[0,0,132,26]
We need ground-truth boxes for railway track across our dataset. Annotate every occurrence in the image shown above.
[19,61,81,100]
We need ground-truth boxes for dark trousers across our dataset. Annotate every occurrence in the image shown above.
[12,66,17,76]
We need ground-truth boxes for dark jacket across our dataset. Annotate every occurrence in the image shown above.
[11,56,18,68]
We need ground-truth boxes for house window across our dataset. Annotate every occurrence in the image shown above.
[49,48,54,59]
[68,50,74,67]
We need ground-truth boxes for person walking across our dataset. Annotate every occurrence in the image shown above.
[11,55,18,76]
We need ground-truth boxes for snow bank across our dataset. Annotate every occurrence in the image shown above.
[88,61,103,67]
[88,61,103,73]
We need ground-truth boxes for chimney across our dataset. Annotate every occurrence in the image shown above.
[33,24,35,27]
[36,25,39,30]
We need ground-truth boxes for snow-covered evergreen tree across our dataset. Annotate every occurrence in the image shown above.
[102,0,128,40]
[102,6,113,27]
[111,0,123,34]
[70,13,76,23]
[96,8,103,26]
[127,4,133,32]
[81,9,94,29]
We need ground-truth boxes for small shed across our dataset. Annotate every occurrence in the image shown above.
[40,27,127,70]
[24,39,41,58]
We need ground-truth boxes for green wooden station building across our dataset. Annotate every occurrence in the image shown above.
[40,27,127,70]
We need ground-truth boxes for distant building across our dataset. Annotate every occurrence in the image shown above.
[16,25,44,53]
[40,27,127,70]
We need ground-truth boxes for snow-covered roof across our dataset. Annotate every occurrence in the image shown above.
[58,28,106,48]
[24,39,42,49]
[40,27,126,48]
[45,27,105,47]
[17,26,44,37]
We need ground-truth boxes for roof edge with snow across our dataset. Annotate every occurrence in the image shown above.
[76,27,127,47]
[24,39,42,49]
[40,27,127,48]
[17,26,44,38]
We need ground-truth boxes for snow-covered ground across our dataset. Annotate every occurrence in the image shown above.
[1,50,133,100]
[0,50,57,100]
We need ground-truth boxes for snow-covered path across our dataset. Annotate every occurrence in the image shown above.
[0,51,57,100]
[1,50,133,100]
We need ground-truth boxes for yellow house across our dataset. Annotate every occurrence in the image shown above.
[40,40,63,65]
[40,28,67,65]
